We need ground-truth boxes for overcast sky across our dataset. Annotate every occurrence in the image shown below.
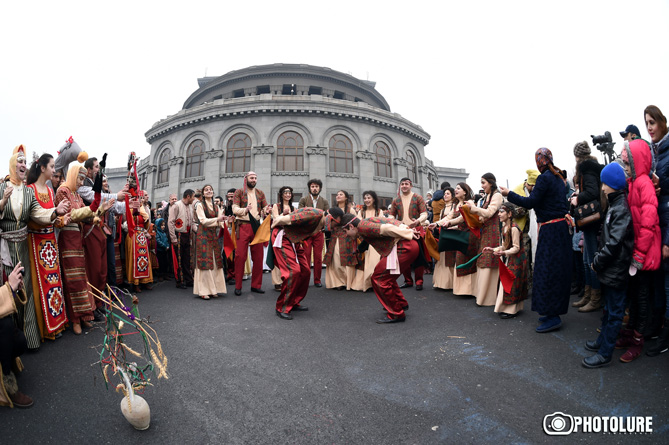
[2,0,668,191]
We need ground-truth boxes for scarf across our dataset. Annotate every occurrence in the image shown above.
[9,145,26,186]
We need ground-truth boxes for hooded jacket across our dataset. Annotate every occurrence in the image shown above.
[624,139,661,271]
[155,218,170,252]
[592,190,634,288]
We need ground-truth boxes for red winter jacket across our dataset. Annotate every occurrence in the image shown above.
[624,139,661,271]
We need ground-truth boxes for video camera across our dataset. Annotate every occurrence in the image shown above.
[590,131,616,165]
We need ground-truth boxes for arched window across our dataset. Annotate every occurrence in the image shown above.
[374,141,391,177]
[406,151,418,184]
[157,149,171,184]
[276,131,304,171]
[329,134,353,173]
[185,139,205,178]
[226,133,252,173]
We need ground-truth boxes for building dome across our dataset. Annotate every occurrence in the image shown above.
[140,63,439,208]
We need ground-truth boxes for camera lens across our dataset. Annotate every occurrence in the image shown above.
[551,417,566,431]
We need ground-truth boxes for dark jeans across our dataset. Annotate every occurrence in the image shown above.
[582,230,600,290]
[596,284,627,358]
[0,316,27,375]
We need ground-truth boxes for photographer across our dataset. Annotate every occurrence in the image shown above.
[0,262,33,408]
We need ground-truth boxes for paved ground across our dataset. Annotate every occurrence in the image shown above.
[4,273,669,444]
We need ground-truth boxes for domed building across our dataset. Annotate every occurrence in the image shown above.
[139,63,441,208]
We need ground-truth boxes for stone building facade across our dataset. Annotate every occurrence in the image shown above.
[139,63,443,208]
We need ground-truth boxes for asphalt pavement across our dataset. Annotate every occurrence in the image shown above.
[4,273,669,444]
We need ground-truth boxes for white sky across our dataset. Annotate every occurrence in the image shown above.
[1,0,668,191]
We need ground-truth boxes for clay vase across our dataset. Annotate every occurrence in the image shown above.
[119,370,151,430]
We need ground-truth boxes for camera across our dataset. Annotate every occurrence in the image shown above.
[543,412,574,435]
[591,131,616,164]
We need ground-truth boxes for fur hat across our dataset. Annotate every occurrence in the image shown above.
[573,141,591,157]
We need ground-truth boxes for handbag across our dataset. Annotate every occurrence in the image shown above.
[573,200,602,229]
[572,175,603,229]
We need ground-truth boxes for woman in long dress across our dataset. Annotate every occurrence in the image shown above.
[55,164,113,335]
[192,185,227,300]
[0,146,69,348]
[351,191,382,292]
[26,154,68,340]
[324,190,358,290]
[485,202,528,318]
[501,148,571,333]
[271,186,295,291]
[464,173,502,307]
[430,187,456,291]
[125,191,154,293]
[442,183,479,297]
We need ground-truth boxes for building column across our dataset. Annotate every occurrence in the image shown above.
[251,146,276,197]
[169,156,184,197]
[356,150,375,196]
[204,150,224,191]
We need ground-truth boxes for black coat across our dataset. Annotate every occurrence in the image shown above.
[576,158,604,232]
[592,190,634,289]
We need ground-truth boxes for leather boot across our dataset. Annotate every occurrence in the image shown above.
[620,330,644,363]
[572,285,591,308]
[615,328,634,349]
[579,288,602,312]
[647,318,669,357]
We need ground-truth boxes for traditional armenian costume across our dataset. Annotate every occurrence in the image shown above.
[506,148,571,333]
[55,165,102,328]
[232,172,269,292]
[445,203,479,296]
[324,205,358,290]
[125,198,153,288]
[432,201,457,290]
[271,208,325,316]
[193,198,227,298]
[352,217,419,322]
[387,189,428,288]
[0,146,60,350]
[468,190,503,307]
[351,208,383,292]
[493,205,528,316]
[298,193,329,286]
[26,181,67,340]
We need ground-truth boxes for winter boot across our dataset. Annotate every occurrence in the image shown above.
[579,288,602,312]
[647,318,669,357]
[615,328,634,349]
[572,285,591,308]
[620,330,644,363]
[2,372,33,408]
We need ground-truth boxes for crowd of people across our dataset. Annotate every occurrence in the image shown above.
[2,104,669,409]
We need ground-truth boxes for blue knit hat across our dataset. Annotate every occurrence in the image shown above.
[600,162,626,190]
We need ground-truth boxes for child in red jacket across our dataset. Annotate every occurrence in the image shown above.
[619,139,662,362]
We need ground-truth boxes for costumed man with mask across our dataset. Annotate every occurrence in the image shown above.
[339,213,420,323]
[232,171,271,296]
[0,145,70,350]
[271,206,330,319]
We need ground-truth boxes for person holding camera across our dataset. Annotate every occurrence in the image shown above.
[570,141,604,312]
[0,262,34,408]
